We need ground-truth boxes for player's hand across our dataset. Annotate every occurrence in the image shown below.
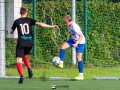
[72,43,78,48]
[10,30,14,34]
[53,25,59,29]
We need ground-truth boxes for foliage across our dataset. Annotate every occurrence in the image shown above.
[87,1,120,65]
[6,1,120,67]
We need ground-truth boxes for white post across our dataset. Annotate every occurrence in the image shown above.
[6,0,22,38]
[0,0,6,76]
[0,0,22,78]
[71,0,76,65]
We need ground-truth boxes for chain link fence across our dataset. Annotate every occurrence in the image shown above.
[6,0,120,67]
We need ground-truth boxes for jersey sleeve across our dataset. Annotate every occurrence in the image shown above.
[73,23,82,35]
[11,20,17,31]
[31,19,37,25]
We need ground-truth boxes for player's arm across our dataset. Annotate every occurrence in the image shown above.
[11,20,16,34]
[72,24,84,48]
[76,33,84,44]
[35,22,58,29]
[73,33,83,48]
[10,30,14,34]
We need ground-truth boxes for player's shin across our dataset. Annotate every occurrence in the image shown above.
[74,60,84,80]
[59,49,66,68]
[59,49,66,61]
[78,60,84,74]
[23,55,31,68]
[23,56,33,78]
[16,62,23,77]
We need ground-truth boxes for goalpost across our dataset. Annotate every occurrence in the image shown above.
[0,0,22,77]
[0,0,6,76]
[71,0,77,65]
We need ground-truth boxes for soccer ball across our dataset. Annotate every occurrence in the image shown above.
[51,84,56,89]
[52,57,60,65]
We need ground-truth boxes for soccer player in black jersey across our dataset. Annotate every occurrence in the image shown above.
[11,7,58,84]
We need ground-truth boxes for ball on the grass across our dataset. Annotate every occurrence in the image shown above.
[51,84,56,89]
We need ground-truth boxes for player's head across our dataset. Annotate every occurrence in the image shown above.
[62,15,72,26]
[20,7,28,16]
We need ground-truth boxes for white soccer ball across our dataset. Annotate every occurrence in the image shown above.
[52,57,60,65]
[51,84,56,89]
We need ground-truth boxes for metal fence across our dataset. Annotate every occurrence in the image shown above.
[6,0,120,67]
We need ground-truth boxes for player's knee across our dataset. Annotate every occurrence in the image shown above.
[77,56,82,61]
[17,60,22,63]
[17,57,22,63]
[77,54,83,61]
[60,42,69,49]
[77,59,82,62]
[60,43,65,49]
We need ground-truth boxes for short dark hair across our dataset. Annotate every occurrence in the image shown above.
[20,7,28,15]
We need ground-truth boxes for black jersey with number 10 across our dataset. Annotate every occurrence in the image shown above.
[11,17,37,46]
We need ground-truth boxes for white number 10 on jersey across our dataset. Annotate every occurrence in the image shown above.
[20,23,29,35]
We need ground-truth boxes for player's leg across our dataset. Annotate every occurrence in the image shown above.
[58,39,74,68]
[16,57,24,84]
[23,55,31,68]
[16,45,24,84]
[74,53,84,80]
[23,55,33,78]
[24,46,33,78]
[58,42,69,68]
[74,44,85,80]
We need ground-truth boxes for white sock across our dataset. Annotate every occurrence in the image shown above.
[79,73,83,76]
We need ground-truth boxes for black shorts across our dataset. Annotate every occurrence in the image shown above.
[16,44,32,58]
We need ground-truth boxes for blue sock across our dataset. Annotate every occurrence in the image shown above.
[78,60,84,73]
[59,49,66,61]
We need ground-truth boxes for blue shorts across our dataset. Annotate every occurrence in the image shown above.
[66,39,85,53]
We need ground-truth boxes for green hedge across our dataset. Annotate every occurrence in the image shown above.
[6,1,120,67]
[86,1,120,66]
